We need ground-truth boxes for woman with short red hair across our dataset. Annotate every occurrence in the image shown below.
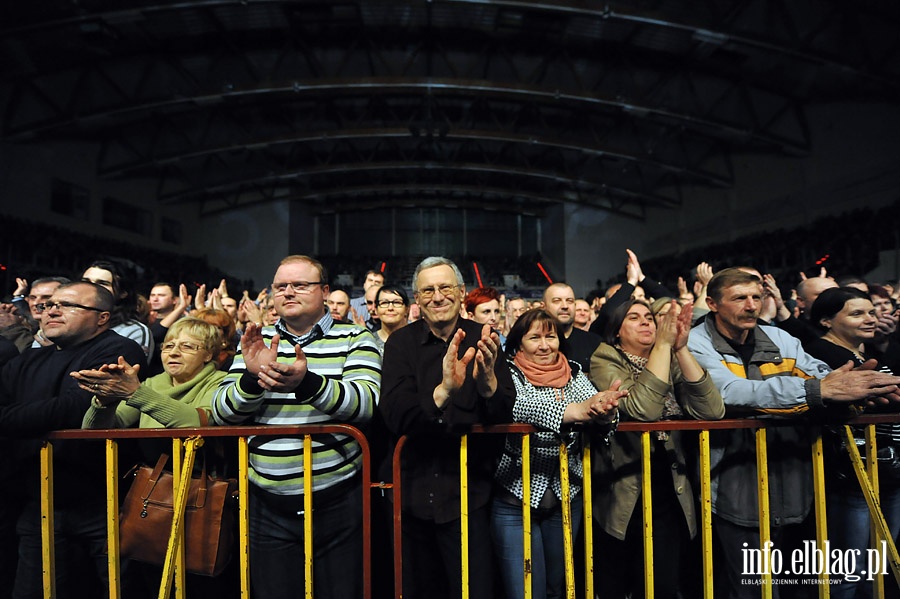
[465,286,503,330]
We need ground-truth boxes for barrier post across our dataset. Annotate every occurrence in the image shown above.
[641,431,654,599]
[40,442,55,599]
[810,432,830,597]
[238,436,251,598]
[171,438,186,599]
[756,428,773,599]
[522,434,532,599]
[105,439,122,599]
[558,441,575,599]
[698,430,714,599]
[582,440,594,599]
[158,437,202,599]
[460,434,470,599]
[866,426,884,599]
[304,434,314,599]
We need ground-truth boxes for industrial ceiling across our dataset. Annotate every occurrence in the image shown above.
[2,0,899,219]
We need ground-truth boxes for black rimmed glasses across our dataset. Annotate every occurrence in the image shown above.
[36,301,107,314]
[377,300,406,308]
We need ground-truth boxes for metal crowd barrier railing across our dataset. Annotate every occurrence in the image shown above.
[38,415,900,599]
[41,424,373,599]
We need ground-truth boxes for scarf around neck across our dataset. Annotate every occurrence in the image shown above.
[513,351,572,388]
[616,344,682,440]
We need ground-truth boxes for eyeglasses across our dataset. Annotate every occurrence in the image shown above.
[272,281,324,295]
[416,284,460,301]
[160,341,204,354]
[377,300,406,308]
[36,301,106,314]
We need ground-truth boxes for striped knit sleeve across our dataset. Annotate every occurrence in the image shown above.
[295,326,380,423]
[210,339,267,425]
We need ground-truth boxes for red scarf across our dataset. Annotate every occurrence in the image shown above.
[513,352,572,388]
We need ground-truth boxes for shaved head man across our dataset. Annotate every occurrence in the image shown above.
[542,282,601,372]
[796,277,838,319]
[327,289,351,322]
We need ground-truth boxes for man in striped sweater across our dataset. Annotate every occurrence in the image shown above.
[212,255,381,599]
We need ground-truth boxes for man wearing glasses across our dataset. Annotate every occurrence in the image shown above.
[212,254,380,599]
[380,256,515,599]
[0,281,147,597]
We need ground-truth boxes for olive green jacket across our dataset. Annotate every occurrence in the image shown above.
[589,342,723,540]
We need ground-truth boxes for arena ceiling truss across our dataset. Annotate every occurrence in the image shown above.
[2,0,899,219]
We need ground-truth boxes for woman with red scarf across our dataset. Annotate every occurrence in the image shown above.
[492,309,624,599]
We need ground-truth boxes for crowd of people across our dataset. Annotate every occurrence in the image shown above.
[1,247,900,599]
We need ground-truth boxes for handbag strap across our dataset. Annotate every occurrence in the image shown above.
[141,453,171,500]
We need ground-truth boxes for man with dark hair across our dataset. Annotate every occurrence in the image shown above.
[380,256,514,599]
[148,282,177,324]
[349,269,384,323]
[212,254,380,599]
[0,281,147,597]
[146,282,183,375]
[688,268,900,596]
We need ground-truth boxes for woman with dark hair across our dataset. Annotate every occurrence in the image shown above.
[589,298,723,599]
[806,286,900,599]
[492,309,624,599]
[373,284,410,354]
[81,260,154,359]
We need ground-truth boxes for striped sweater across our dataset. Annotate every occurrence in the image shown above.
[212,313,381,495]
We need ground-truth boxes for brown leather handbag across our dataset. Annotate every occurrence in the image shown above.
[119,449,238,576]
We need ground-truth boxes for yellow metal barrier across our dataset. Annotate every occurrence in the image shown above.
[699,430,714,599]
[844,425,900,586]
[39,443,55,599]
[460,434,470,599]
[582,441,594,599]
[866,425,884,599]
[522,434,532,599]
[810,432,830,598]
[303,434,314,599]
[31,416,900,599]
[756,427,773,599]
[38,424,372,599]
[237,436,251,599]
[159,437,202,599]
[105,439,121,599]
[641,430,655,599]
[559,440,575,599]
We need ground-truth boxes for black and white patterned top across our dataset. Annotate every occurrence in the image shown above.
[493,359,600,508]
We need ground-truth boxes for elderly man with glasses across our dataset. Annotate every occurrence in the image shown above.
[0,281,147,597]
[211,254,380,599]
[380,256,515,599]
